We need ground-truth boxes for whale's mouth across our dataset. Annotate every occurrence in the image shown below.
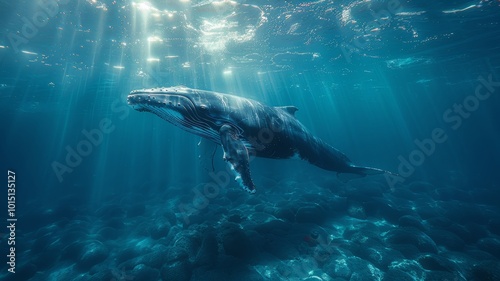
[127,100,147,112]
[126,92,155,108]
[127,87,192,107]
[127,95,146,111]
[127,91,190,120]
[132,106,148,112]
[126,89,221,143]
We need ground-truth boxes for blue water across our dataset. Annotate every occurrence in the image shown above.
[1,0,500,280]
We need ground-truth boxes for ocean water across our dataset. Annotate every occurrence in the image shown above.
[1,0,500,280]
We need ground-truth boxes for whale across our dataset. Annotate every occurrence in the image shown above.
[127,86,397,193]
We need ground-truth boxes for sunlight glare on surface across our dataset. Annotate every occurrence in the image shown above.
[147,36,163,43]
[131,1,159,13]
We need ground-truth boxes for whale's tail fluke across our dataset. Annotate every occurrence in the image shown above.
[337,165,399,182]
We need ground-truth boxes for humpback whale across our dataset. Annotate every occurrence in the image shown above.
[127,86,396,193]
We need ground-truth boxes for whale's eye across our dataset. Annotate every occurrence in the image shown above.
[200,105,208,110]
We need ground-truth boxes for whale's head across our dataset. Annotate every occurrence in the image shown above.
[127,86,228,141]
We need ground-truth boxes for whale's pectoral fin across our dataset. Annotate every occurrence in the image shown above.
[338,165,400,183]
[219,124,256,194]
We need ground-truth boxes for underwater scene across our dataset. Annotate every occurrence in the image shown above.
[1,0,500,280]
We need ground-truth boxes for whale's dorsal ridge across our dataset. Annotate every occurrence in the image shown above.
[276,106,299,117]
